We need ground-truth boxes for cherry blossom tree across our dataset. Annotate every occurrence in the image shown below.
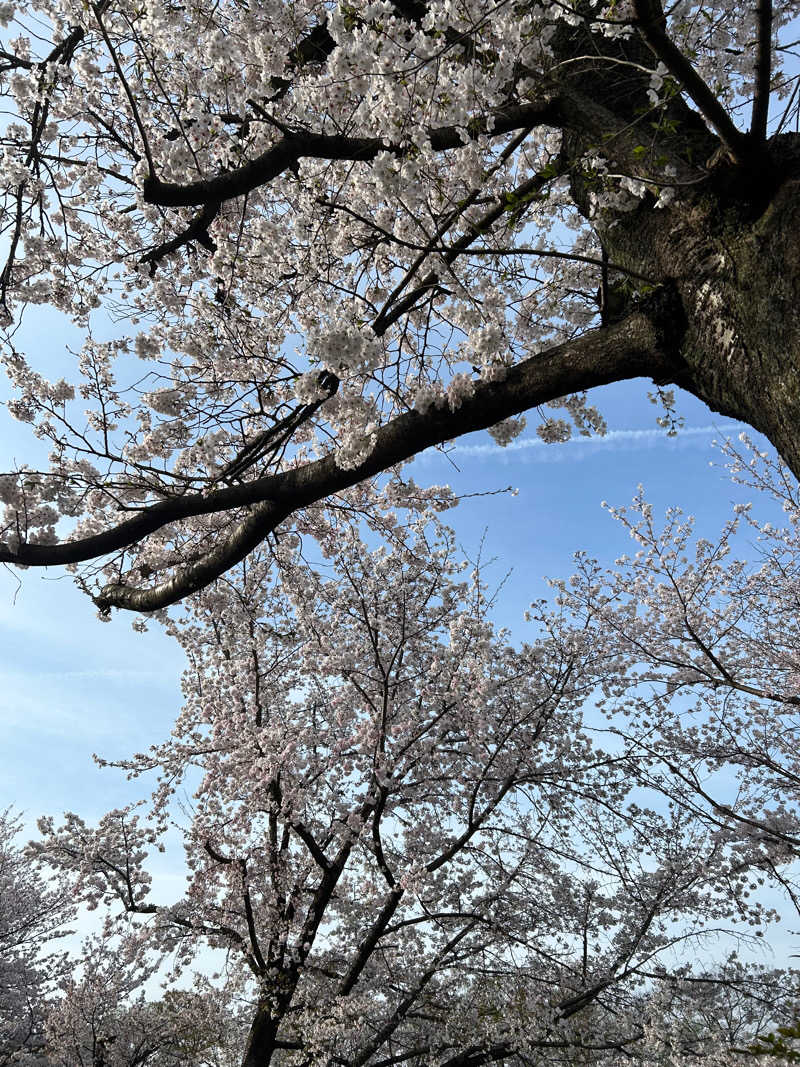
[44,934,241,1067]
[0,808,73,1065]
[553,436,800,902]
[0,0,799,609]
[30,491,800,1066]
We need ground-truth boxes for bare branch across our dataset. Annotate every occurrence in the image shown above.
[632,0,754,164]
[92,3,157,177]
[751,0,774,142]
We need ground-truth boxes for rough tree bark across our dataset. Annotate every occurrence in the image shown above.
[554,3,800,475]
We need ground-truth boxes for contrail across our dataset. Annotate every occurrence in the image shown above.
[436,423,742,460]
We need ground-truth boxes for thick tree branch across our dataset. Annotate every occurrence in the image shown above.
[141,100,562,209]
[140,200,221,274]
[290,822,331,871]
[632,0,753,164]
[95,306,684,611]
[437,1047,514,1067]
[204,840,233,864]
[0,293,688,612]
[239,858,268,974]
[338,886,405,996]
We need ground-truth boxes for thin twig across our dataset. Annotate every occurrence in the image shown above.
[93,2,157,177]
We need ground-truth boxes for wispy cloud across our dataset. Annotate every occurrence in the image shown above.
[431,423,741,462]
[0,663,175,741]
[45,667,172,682]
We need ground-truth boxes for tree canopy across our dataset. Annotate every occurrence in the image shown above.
[5,5,800,1063]
[20,447,800,1066]
[0,0,798,609]
[0,809,73,1065]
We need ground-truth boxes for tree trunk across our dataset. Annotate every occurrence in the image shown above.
[680,174,800,474]
[592,139,800,474]
[240,999,280,1067]
[552,15,800,476]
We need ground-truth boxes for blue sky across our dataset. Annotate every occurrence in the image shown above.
[0,364,756,820]
[411,381,751,633]
[2,313,794,966]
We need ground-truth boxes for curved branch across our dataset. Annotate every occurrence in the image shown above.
[142,100,562,209]
[140,199,220,274]
[0,293,688,611]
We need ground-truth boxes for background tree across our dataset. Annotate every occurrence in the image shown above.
[44,935,241,1067]
[0,809,72,1065]
[555,436,800,903]
[30,486,800,1066]
[0,0,799,609]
